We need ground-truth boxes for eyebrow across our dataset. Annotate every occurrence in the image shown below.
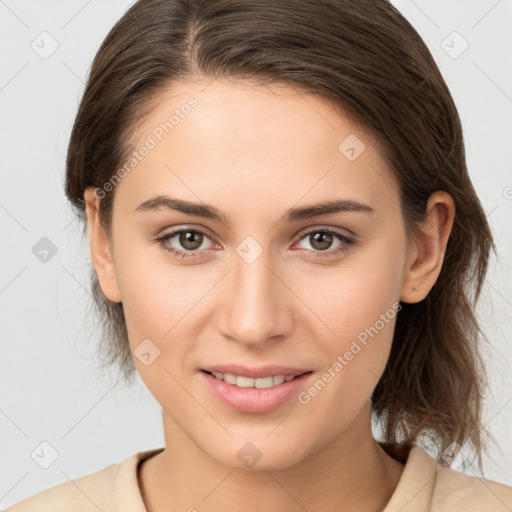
[135,195,375,224]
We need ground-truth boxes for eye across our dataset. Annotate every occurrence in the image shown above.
[154,228,219,259]
[293,228,354,258]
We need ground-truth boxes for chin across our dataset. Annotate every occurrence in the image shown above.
[201,432,314,472]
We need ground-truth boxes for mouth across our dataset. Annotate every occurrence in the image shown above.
[200,368,315,414]
[201,370,311,389]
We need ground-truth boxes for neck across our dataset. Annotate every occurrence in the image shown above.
[139,403,405,512]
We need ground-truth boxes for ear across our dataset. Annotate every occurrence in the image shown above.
[84,187,122,303]
[400,191,456,304]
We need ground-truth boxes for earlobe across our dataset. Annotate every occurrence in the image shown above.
[84,187,122,303]
[400,191,455,304]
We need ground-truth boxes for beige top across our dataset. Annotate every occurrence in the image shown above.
[6,443,512,511]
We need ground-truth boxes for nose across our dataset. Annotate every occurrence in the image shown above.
[216,248,294,348]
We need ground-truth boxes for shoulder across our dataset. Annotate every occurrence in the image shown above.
[382,443,512,512]
[5,467,116,511]
[5,462,120,512]
[5,449,161,512]
[432,461,512,511]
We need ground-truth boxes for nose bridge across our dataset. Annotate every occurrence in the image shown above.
[217,243,291,346]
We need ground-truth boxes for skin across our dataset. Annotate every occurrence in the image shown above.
[84,77,455,512]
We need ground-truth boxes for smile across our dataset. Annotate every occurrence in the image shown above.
[200,369,314,413]
[205,371,304,388]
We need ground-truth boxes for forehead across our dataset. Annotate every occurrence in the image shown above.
[115,78,399,221]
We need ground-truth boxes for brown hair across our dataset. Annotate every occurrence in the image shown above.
[65,0,495,470]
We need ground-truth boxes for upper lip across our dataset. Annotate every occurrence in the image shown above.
[201,364,313,379]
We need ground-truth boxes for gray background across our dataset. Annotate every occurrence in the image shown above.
[1,0,511,507]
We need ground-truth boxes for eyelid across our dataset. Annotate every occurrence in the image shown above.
[157,224,219,243]
[293,224,354,240]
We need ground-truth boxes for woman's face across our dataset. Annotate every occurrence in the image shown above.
[88,78,417,470]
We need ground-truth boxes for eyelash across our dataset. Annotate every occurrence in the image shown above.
[154,227,354,260]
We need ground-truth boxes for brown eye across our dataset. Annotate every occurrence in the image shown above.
[155,228,217,259]
[295,228,354,259]
[308,231,334,251]
[178,230,204,251]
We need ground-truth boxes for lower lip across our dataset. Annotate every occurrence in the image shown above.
[200,370,314,414]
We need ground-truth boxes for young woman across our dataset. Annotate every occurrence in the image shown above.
[8,0,512,511]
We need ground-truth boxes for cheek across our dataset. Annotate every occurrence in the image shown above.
[115,253,200,400]
[115,237,195,330]
[300,237,405,394]
[307,243,404,345]
[295,290,400,427]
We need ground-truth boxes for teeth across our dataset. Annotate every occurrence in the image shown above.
[209,372,299,388]
[223,373,237,385]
